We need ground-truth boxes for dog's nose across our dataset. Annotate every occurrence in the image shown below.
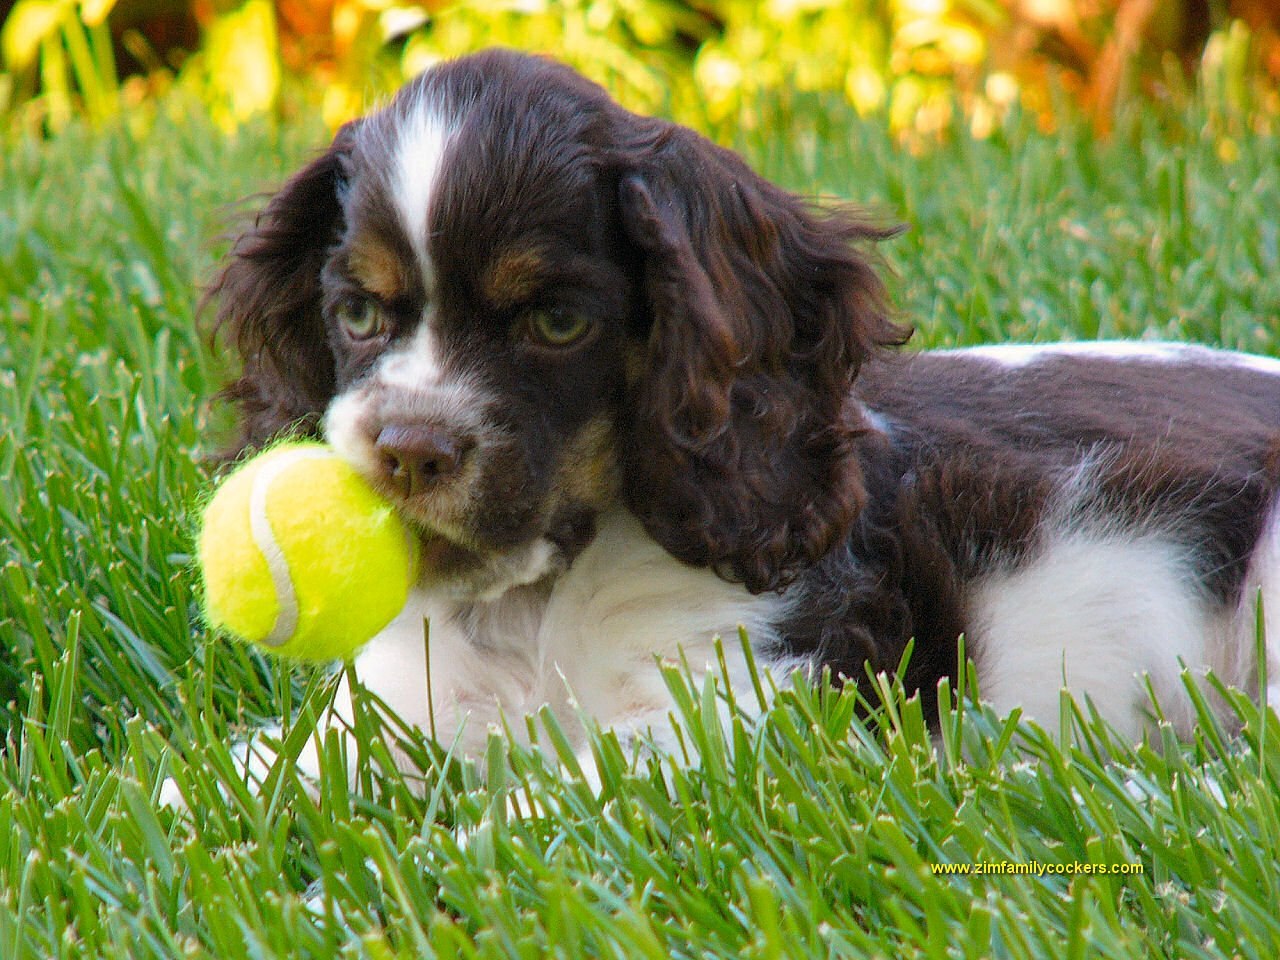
[374,424,468,497]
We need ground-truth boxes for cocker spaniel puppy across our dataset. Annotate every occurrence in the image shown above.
[208,48,1280,776]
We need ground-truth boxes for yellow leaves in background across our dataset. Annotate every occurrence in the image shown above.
[198,0,280,132]
[694,0,1004,141]
[79,0,114,28]
[320,0,435,129]
[2,0,118,127]
[2,0,1277,139]
[846,65,887,115]
[2,2,69,70]
[693,48,744,121]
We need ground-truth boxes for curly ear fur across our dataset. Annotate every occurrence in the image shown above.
[617,124,909,593]
[203,126,356,454]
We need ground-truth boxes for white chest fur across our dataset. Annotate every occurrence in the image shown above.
[345,511,793,757]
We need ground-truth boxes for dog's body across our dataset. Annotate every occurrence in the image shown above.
[208,49,1280,776]
[347,342,1280,760]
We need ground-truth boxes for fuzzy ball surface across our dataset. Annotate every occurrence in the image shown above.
[198,441,417,662]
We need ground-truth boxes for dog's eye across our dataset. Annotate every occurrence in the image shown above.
[528,308,592,348]
[337,298,385,340]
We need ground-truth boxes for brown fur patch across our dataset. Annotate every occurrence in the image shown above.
[348,237,409,301]
[481,247,546,307]
[623,343,646,387]
[553,416,621,509]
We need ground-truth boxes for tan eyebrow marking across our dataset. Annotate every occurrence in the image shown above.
[348,237,409,301]
[482,246,547,308]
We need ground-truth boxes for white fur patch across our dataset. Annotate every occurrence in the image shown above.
[377,319,445,391]
[391,99,455,286]
[1235,495,1280,710]
[948,341,1280,374]
[1235,352,1280,377]
[859,407,895,437]
[330,510,794,761]
[968,529,1214,738]
[321,392,373,468]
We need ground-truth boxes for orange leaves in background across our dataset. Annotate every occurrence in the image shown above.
[2,0,1277,137]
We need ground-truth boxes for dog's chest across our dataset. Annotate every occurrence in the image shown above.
[354,511,792,752]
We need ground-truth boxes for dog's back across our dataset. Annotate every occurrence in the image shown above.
[782,342,1280,735]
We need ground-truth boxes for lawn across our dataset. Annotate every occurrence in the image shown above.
[1,88,1279,958]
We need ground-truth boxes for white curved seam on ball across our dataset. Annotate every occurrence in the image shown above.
[249,447,336,647]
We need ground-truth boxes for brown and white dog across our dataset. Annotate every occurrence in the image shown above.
[208,49,1280,778]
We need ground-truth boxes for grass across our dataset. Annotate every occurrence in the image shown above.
[2,84,1280,958]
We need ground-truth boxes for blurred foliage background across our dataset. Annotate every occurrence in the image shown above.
[1,0,1278,142]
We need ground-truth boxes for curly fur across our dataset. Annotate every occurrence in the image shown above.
[613,125,910,591]
[204,124,358,452]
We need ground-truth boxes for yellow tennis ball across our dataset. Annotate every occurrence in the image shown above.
[197,441,418,662]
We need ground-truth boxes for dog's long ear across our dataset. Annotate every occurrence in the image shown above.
[616,123,909,593]
[204,123,358,453]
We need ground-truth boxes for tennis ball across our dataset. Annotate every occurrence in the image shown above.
[197,441,418,662]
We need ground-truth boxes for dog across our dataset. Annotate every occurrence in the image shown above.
[206,48,1280,782]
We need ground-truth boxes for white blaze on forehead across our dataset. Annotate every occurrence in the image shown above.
[391,98,455,284]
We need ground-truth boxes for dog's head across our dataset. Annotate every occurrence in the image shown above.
[209,49,907,598]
